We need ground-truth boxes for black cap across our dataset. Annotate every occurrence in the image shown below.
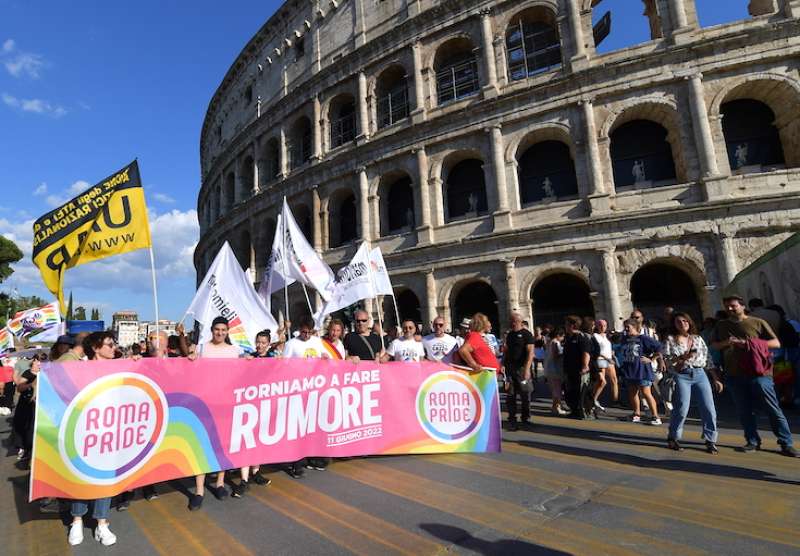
[56,335,76,346]
[722,293,746,303]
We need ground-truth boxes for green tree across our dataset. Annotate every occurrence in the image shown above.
[90,308,100,320]
[66,292,74,320]
[73,306,87,320]
[0,236,23,284]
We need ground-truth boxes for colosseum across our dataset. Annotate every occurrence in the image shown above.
[195,0,800,333]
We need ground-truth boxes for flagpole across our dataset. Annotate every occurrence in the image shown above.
[391,293,401,330]
[281,201,290,325]
[300,282,314,319]
[148,247,161,351]
[363,243,385,352]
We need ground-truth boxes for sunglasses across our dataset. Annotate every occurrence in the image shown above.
[102,340,116,347]
[433,323,445,327]
[356,319,368,323]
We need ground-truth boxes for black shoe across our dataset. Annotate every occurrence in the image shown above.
[188,494,203,511]
[231,480,249,498]
[143,485,158,501]
[309,458,328,471]
[667,439,683,451]
[705,441,719,454]
[507,421,519,432]
[740,442,761,453]
[38,498,61,514]
[207,484,229,500]
[520,419,533,430]
[116,491,133,511]
[252,470,271,486]
[286,464,305,479]
[780,445,799,458]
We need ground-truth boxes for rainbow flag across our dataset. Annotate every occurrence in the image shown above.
[0,327,14,356]
[7,301,61,338]
[321,337,343,360]
[227,316,254,353]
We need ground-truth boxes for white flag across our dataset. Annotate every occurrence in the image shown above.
[368,247,394,296]
[186,241,278,352]
[257,213,294,310]
[314,242,376,328]
[28,321,66,344]
[282,198,336,301]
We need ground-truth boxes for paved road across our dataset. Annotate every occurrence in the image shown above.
[2,392,800,556]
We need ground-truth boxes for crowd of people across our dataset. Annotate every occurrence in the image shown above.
[1,294,798,547]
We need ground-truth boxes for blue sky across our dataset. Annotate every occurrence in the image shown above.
[0,0,750,322]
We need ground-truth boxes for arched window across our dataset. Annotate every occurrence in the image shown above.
[630,263,702,323]
[288,117,312,170]
[434,38,480,106]
[331,193,358,247]
[446,159,488,221]
[531,274,594,327]
[264,138,280,182]
[377,66,410,129]
[224,173,235,211]
[452,282,499,333]
[293,205,313,243]
[506,9,561,81]
[330,94,357,148]
[721,99,785,172]
[384,176,415,233]
[518,140,577,205]
[610,119,677,188]
[241,156,255,199]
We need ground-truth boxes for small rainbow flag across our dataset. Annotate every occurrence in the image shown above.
[227,316,254,353]
[7,301,61,338]
[0,327,14,356]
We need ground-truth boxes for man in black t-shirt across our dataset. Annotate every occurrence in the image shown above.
[502,313,535,430]
[343,309,385,362]
[563,315,592,419]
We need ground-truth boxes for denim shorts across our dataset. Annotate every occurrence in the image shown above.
[630,379,653,387]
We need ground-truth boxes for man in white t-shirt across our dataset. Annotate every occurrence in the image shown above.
[383,319,425,362]
[283,318,330,360]
[422,316,459,363]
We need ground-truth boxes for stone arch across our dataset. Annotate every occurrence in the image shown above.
[629,258,705,322]
[260,136,281,182]
[710,75,800,169]
[328,92,358,149]
[224,172,236,213]
[448,278,500,332]
[384,288,423,329]
[504,4,562,82]
[377,169,416,236]
[587,0,665,51]
[530,269,595,327]
[515,128,578,205]
[288,115,312,170]
[374,63,411,129]
[601,98,688,188]
[290,203,313,243]
[507,122,573,162]
[328,186,358,247]
[440,150,489,222]
[431,35,480,106]
[495,0,560,31]
[239,154,255,200]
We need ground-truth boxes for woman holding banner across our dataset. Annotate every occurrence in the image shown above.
[191,317,248,509]
[69,332,117,547]
[457,313,500,373]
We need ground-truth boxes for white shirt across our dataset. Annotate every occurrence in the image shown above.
[283,336,329,359]
[593,333,613,359]
[387,337,425,362]
[422,333,459,363]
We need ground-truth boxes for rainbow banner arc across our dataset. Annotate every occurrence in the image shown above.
[30,358,501,501]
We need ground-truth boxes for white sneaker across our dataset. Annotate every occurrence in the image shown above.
[68,521,84,545]
[94,523,117,546]
[650,417,662,426]
[551,407,567,416]
[16,449,25,461]
[630,415,641,423]
[0,406,11,416]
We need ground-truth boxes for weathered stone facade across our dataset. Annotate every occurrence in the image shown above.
[195,0,800,331]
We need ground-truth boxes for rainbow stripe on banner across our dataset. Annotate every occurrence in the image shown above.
[0,327,14,356]
[7,301,60,338]
[30,358,500,501]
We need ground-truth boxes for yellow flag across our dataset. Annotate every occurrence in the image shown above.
[31,161,152,312]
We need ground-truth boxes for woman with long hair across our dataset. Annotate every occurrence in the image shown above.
[543,328,567,415]
[664,312,721,453]
[69,331,117,547]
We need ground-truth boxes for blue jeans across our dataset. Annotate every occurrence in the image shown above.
[728,375,794,447]
[70,498,112,520]
[668,368,718,442]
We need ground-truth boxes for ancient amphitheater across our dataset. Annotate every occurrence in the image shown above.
[195,0,800,332]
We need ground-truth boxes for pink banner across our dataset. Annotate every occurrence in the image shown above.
[31,358,501,501]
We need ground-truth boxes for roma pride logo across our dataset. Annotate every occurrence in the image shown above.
[58,373,168,484]
[416,371,484,444]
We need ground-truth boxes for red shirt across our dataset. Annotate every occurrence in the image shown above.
[0,366,13,383]
[465,332,498,370]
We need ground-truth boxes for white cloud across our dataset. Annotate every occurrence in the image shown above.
[2,92,66,118]
[33,182,47,196]
[1,39,45,79]
[152,192,176,204]
[68,180,90,195]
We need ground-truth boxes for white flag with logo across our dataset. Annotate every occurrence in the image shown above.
[314,242,376,328]
[368,247,394,296]
[257,213,294,311]
[185,241,278,352]
[281,198,336,300]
